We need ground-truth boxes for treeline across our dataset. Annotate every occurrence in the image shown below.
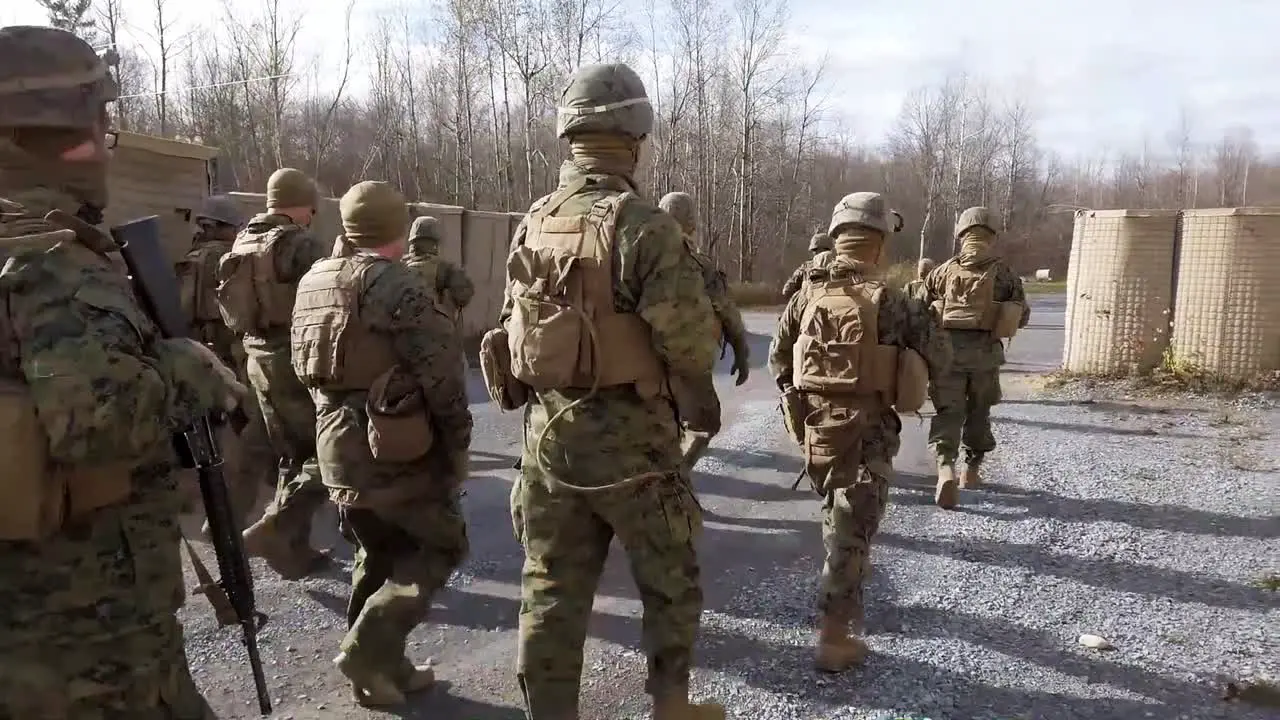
[37,0,1280,285]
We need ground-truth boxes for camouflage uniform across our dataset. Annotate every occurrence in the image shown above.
[922,207,1029,508]
[902,257,936,304]
[658,191,750,471]
[178,195,275,527]
[402,214,475,325]
[0,26,242,718]
[780,231,833,301]
[769,192,950,673]
[217,168,331,579]
[292,182,472,708]
[497,64,724,719]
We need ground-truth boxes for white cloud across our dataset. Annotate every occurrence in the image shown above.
[6,0,1277,157]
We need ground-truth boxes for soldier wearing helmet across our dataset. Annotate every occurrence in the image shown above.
[481,63,723,718]
[659,190,750,472]
[0,26,244,717]
[769,192,950,674]
[921,207,1029,508]
[780,231,833,301]
[904,256,936,303]
[402,212,475,325]
[216,168,333,580]
[291,181,471,707]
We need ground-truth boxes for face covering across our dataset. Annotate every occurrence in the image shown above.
[958,227,997,264]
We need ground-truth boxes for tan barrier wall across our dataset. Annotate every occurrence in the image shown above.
[1170,208,1280,378]
[1066,206,1280,380]
[1064,210,1177,374]
[227,192,521,338]
[105,132,217,263]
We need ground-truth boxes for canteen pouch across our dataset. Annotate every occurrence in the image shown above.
[894,348,928,413]
[480,326,528,411]
[993,301,1024,339]
[779,386,807,446]
[365,369,434,463]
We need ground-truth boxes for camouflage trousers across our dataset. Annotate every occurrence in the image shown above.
[819,468,891,628]
[220,391,277,527]
[337,497,468,678]
[675,373,722,470]
[511,466,704,716]
[928,368,1002,465]
[246,351,326,549]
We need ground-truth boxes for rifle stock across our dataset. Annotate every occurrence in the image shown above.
[110,215,272,716]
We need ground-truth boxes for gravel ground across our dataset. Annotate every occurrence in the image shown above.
[179,295,1280,719]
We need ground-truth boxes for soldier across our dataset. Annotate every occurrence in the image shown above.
[922,207,1029,509]
[484,62,723,719]
[216,167,331,579]
[403,214,475,326]
[0,25,245,717]
[292,181,472,707]
[903,257,936,303]
[177,195,276,529]
[658,190,750,472]
[769,192,950,673]
[780,231,833,301]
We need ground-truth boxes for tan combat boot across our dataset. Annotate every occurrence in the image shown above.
[652,686,726,720]
[934,462,959,509]
[960,463,982,489]
[242,516,326,580]
[814,613,869,673]
[396,659,436,693]
[334,652,406,707]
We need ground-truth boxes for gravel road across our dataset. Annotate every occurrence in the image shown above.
[180,292,1280,719]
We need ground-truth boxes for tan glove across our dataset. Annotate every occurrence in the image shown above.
[164,338,249,412]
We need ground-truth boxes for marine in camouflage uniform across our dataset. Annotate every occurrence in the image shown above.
[780,231,833,301]
[0,26,245,718]
[769,192,950,673]
[402,214,475,326]
[658,191,750,472]
[177,195,276,529]
[497,63,724,719]
[922,207,1029,508]
[292,182,472,708]
[902,257,936,304]
[218,168,331,579]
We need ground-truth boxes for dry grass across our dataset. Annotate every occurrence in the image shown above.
[1024,279,1067,294]
[728,282,781,308]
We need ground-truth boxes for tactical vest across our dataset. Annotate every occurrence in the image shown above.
[177,240,230,324]
[504,178,665,394]
[792,274,899,397]
[934,259,1024,338]
[291,248,399,391]
[216,221,302,335]
[0,207,134,540]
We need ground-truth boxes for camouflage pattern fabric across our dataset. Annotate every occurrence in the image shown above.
[0,189,232,719]
[768,255,951,625]
[403,249,475,315]
[780,258,816,301]
[308,257,472,680]
[239,217,331,568]
[922,256,1028,466]
[500,161,719,715]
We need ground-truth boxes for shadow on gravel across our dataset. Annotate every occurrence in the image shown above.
[876,533,1273,610]
[378,680,526,719]
[998,416,1208,439]
[471,450,521,472]
[970,485,1280,540]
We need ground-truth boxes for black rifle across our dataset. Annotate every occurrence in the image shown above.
[791,468,807,491]
[110,215,272,716]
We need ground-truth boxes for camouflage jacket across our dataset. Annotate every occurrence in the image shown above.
[923,255,1029,371]
[403,248,475,317]
[499,162,719,485]
[781,258,817,301]
[685,237,747,351]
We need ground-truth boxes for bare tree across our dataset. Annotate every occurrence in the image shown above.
[39,0,97,43]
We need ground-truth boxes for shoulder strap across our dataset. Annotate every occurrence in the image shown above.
[529,177,591,220]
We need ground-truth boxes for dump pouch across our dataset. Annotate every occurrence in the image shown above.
[993,301,1024,339]
[779,386,807,446]
[365,369,434,463]
[506,243,588,391]
[802,403,866,495]
[894,348,928,413]
[480,326,529,411]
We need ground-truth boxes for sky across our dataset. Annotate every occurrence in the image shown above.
[6,0,1278,159]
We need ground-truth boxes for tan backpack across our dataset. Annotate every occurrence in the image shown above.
[176,242,228,324]
[216,225,297,335]
[934,260,1024,338]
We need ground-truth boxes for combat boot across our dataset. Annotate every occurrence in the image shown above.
[814,613,868,672]
[334,652,406,707]
[934,461,959,510]
[242,516,327,581]
[960,462,983,489]
[395,658,436,693]
[652,685,726,720]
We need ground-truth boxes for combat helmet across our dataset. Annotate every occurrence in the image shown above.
[0,26,118,130]
[409,216,442,242]
[954,206,995,238]
[658,192,695,232]
[808,232,833,253]
[195,195,243,228]
[555,63,653,139]
[829,192,891,236]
